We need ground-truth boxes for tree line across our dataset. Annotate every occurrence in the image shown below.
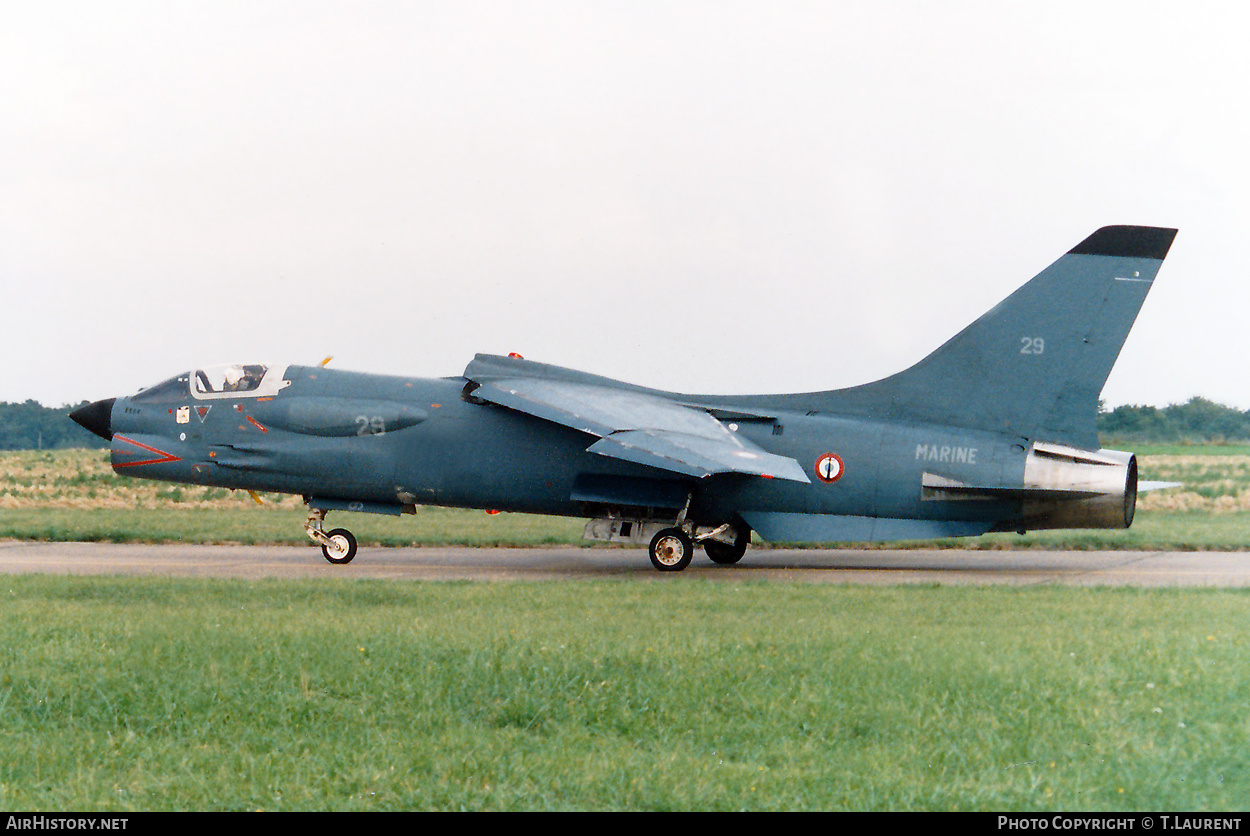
[0,401,108,450]
[1096,397,1250,444]
[1,396,1248,451]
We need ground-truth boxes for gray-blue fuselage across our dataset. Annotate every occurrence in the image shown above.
[93,363,1022,530]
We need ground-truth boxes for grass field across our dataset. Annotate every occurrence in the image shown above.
[2,447,1248,550]
[1,577,1246,811]
[1,447,1247,811]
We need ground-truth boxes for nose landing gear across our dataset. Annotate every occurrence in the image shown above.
[304,507,358,564]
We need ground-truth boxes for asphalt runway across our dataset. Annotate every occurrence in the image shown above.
[0,540,1246,586]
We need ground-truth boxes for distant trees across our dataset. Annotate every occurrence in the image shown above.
[0,397,1247,451]
[0,401,108,450]
[1098,398,1250,444]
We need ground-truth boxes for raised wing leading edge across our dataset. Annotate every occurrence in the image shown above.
[463,356,809,483]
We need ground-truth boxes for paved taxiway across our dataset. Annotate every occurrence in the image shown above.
[0,541,1246,586]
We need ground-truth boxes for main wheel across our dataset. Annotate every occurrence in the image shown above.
[649,528,694,572]
[703,528,750,565]
[321,528,358,564]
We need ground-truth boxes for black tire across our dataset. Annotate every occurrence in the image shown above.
[321,528,358,564]
[703,528,750,565]
[649,527,694,572]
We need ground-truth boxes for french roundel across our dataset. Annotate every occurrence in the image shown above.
[814,452,844,483]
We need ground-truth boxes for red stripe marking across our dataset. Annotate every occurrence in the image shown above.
[246,416,268,433]
[113,435,182,468]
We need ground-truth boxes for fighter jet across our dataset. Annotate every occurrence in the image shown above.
[72,225,1176,571]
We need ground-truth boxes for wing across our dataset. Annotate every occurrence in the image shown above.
[463,355,809,483]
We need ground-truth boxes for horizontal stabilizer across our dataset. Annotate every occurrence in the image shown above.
[921,472,1100,502]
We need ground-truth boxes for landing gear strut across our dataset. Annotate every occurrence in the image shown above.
[305,507,358,565]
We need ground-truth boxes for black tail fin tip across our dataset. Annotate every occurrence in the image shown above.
[1068,226,1177,260]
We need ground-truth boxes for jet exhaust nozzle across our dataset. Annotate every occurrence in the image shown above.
[1019,442,1138,530]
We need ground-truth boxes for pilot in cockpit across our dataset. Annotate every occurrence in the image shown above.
[222,366,246,391]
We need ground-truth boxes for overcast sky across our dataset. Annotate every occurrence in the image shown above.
[3,1,1247,410]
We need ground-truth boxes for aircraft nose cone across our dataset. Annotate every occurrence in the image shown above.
[70,398,116,441]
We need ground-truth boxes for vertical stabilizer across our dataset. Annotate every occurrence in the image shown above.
[809,226,1177,448]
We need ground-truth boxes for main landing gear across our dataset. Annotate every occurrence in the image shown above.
[644,494,751,572]
[634,492,750,572]
[305,507,358,564]
[646,524,751,572]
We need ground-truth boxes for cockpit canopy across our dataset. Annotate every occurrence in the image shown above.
[132,364,290,403]
[194,363,269,396]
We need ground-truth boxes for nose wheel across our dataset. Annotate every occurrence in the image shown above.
[321,528,358,564]
[305,507,358,564]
